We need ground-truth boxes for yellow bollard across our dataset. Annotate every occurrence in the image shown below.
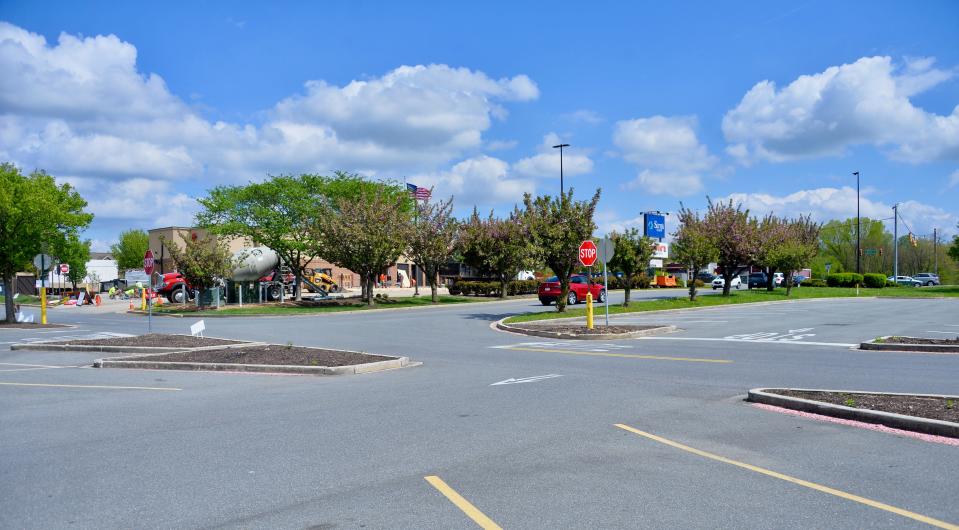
[141,289,147,311]
[40,287,47,325]
[586,292,594,329]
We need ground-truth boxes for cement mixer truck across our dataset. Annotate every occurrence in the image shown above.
[157,246,291,303]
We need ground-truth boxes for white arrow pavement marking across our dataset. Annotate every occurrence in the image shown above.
[490,374,563,386]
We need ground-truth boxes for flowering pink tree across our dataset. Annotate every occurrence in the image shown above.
[408,195,459,303]
[673,205,717,301]
[766,215,820,296]
[460,208,534,299]
[705,198,758,296]
[755,213,789,291]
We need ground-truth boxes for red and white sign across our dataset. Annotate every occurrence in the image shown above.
[578,240,598,267]
[59,263,70,274]
[652,242,669,259]
[143,250,155,276]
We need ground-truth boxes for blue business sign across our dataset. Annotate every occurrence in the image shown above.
[644,213,666,239]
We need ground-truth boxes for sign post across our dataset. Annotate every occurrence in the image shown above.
[144,250,155,332]
[597,237,615,328]
[33,253,53,325]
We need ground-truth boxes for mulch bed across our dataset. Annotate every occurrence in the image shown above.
[511,323,662,336]
[0,322,69,329]
[883,336,959,345]
[50,333,244,348]
[770,389,959,423]
[120,345,395,367]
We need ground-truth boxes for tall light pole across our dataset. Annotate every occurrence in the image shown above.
[893,203,899,280]
[853,171,861,274]
[553,143,570,196]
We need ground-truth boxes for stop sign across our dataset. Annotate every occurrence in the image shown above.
[143,249,155,276]
[578,240,598,267]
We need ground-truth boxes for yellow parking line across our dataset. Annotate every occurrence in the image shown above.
[0,382,181,391]
[614,424,959,530]
[506,347,732,364]
[424,475,502,530]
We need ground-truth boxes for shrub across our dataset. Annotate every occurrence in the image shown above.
[449,279,539,297]
[675,278,686,288]
[802,278,827,288]
[862,273,886,288]
[826,273,864,287]
[694,279,705,288]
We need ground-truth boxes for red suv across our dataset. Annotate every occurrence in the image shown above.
[538,274,606,306]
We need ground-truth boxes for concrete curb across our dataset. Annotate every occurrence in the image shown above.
[11,335,264,353]
[495,318,676,340]
[94,354,413,376]
[747,387,959,438]
[860,336,959,354]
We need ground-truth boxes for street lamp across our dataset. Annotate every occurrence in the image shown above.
[853,171,861,274]
[553,143,570,196]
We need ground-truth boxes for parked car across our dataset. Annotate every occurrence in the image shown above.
[538,274,605,306]
[747,272,769,289]
[792,275,806,286]
[695,272,716,283]
[711,275,741,290]
[516,270,536,281]
[887,275,922,287]
[912,273,940,286]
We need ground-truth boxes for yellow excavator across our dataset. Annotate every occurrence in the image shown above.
[302,267,341,294]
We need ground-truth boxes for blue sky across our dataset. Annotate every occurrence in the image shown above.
[2,0,957,249]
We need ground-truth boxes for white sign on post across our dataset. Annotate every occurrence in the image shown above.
[190,320,206,338]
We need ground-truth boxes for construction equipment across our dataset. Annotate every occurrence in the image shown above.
[303,268,340,294]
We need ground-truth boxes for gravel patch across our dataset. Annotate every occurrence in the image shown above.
[118,345,396,367]
[883,336,959,345]
[49,333,244,348]
[769,389,959,423]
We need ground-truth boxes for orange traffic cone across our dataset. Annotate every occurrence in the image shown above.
[128,298,133,310]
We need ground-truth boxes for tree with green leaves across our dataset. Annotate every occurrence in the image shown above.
[408,195,459,303]
[0,163,93,322]
[755,213,788,291]
[198,174,329,301]
[607,228,655,306]
[764,215,820,296]
[672,205,717,301]
[55,234,91,289]
[460,207,533,300]
[704,198,758,296]
[110,229,149,277]
[522,188,602,312]
[949,223,959,261]
[320,182,412,306]
[161,232,236,306]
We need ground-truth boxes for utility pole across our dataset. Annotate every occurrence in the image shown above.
[552,143,570,196]
[856,171,861,275]
[934,227,938,276]
[893,203,899,280]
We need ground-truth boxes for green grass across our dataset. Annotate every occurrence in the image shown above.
[504,285,959,324]
[0,294,41,305]
[153,295,484,316]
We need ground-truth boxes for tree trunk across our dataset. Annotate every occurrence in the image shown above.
[556,281,569,312]
[294,270,303,301]
[688,268,698,301]
[722,267,733,296]
[623,285,631,307]
[366,275,375,306]
[766,267,776,291]
[500,277,508,299]
[785,272,794,296]
[3,275,15,323]
[431,283,438,303]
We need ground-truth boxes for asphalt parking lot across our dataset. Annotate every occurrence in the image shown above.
[2,294,958,529]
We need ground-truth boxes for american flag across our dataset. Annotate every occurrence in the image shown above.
[406,183,431,200]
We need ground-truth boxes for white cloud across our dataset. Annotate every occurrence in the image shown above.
[562,109,604,124]
[948,169,959,189]
[0,21,541,241]
[624,170,703,196]
[723,56,959,164]
[722,187,958,236]
[512,132,593,179]
[413,155,534,210]
[613,115,717,196]
[486,139,518,151]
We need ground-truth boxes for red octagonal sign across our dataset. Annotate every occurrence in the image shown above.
[143,249,155,276]
[578,240,597,267]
